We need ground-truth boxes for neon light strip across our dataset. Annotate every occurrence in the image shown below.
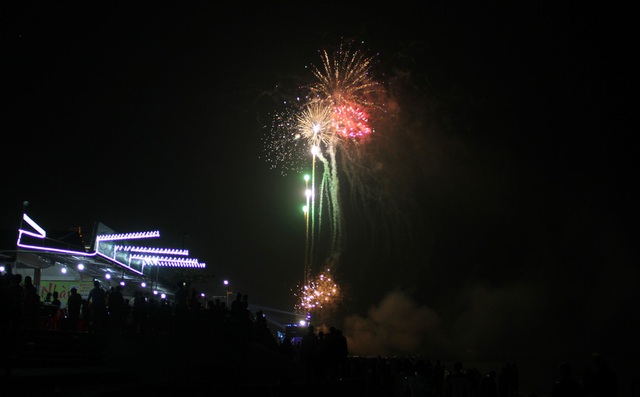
[19,230,45,239]
[17,240,97,258]
[130,254,199,263]
[96,231,160,241]
[152,261,206,268]
[114,245,189,256]
[130,254,205,268]
[23,213,46,237]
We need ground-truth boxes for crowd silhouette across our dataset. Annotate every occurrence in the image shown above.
[0,272,630,396]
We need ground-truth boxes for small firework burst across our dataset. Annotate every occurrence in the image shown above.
[294,268,342,313]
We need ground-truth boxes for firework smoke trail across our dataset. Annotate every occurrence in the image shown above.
[297,102,333,287]
[327,142,342,254]
[303,173,311,290]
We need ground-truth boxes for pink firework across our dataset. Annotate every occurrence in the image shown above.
[331,103,372,139]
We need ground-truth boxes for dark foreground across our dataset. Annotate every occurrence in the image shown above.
[2,329,638,397]
[2,329,381,397]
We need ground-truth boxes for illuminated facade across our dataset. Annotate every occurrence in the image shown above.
[1,213,206,300]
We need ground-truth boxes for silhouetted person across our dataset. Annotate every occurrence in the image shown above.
[448,362,471,397]
[87,280,107,332]
[229,292,251,345]
[552,362,584,397]
[66,287,82,332]
[253,310,277,349]
[174,283,188,311]
[79,298,90,332]
[333,327,349,380]
[6,273,24,331]
[108,285,125,333]
[188,287,201,311]
[300,324,319,384]
[592,355,617,397]
[501,363,518,397]
[174,283,188,333]
[156,298,172,334]
[132,290,148,334]
[406,359,429,397]
[22,275,39,329]
[50,291,63,330]
[242,294,252,318]
[51,291,61,308]
[1,265,14,288]
[479,370,498,397]
[206,298,226,336]
[230,292,248,321]
[279,335,295,360]
[315,330,330,382]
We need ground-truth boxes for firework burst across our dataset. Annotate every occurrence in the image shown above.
[264,41,386,316]
[309,45,382,112]
[294,267,341,312]
[296,100,334,149]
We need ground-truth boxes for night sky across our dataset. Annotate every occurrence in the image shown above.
[2,1,637,383]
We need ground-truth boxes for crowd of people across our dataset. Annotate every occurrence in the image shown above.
[0,269,627,396]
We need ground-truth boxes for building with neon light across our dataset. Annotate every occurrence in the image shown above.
[0,213,206,302]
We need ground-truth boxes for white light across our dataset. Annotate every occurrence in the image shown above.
[61,267,67,274]
[0,266,5,272]
[77,264,85,271]
[141,282,146,288]
[120,281,125,287]
[105,274,111,279]
[23,213,47,237]
[160,293,166,299]
[223,280,229,286]
[153,290,158,295]
[299,320,307,327]
[114,245,189,256]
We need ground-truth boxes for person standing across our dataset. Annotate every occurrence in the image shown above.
[87,281,107,333]
[552,362,584,397]
[132,290,148,334]
[51,291,61,308]
[50,291,63,330]
[66,287,82,332]
[300,324,320,384]
[108,285,125,333]
[6,273,24,331]
[22,276,39,329]
[43,292,53,303]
